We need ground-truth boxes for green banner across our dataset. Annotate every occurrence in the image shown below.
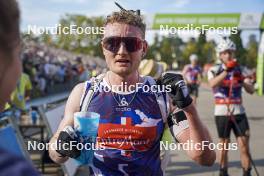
[260,16,264,29]
[257,32,264,95]
[152,13,241,29]
[152,13,264,30]
[257,55,263,95]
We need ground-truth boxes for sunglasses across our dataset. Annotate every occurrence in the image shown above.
[102,37,144,53]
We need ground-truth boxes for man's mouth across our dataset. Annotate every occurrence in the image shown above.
[115,59,130,64]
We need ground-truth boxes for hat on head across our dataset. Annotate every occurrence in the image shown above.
[139,59,167,79]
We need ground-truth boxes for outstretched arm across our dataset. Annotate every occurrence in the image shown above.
[49,83,84,163]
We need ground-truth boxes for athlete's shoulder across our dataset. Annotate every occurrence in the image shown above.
[72,82,86,96]
[84,73,106,87]
[184,64,192,69]
[207,64,222,79]
[208,64,221,72]
[66,82,86,112]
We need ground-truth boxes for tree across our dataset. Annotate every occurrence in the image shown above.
[159,36,173,64]
[245,34,258,68]
[145,34,159,60]
[197,32,207,65]
[230,30,247,65]
[202,40,217,64]
[182,37,199,65]
[39,14,104,58]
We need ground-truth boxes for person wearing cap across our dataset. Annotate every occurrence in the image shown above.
[138,59,166,80]
[49,4,215,175]
[182,54,202,105]
[207,38,254,176]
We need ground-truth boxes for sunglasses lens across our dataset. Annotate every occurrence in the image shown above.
[102,37,143,53]
[123,37,143,52]
[103,37,121,53]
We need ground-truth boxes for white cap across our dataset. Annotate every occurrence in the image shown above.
[216,38,236,53]
[189,54,198,62]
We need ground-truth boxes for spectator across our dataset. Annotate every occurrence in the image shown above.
[5,72,32,111]
[0,0,40,175]
[56,64,66,83]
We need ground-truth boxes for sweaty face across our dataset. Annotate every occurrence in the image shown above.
[102,23,147,77]
[219,50,234,64]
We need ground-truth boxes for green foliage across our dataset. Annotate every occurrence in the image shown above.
[145,34,184,66]
[182,37,199,65]
[245,34,258,68]
[230,30,247,65]
[35,14,104,58]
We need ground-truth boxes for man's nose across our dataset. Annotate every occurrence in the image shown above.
[117,42,128,55]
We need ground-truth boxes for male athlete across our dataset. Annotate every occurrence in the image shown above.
[208,38,254,176]
[182,54,202,105]
[49,5,215,175]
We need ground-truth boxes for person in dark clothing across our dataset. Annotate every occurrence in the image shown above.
[0,0,39,175]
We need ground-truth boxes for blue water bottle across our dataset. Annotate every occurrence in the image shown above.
[73,111,100,165]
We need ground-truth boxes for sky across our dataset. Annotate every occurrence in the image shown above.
[18,0,264,46]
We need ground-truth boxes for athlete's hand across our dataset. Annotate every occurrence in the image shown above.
[159,72,193,109]
[224,59,237,72]
[56,126,81,158]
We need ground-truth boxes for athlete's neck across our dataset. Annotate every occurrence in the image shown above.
[107,71,141,86]
[191,63,197,67]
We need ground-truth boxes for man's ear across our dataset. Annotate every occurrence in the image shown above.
[101,41,106,56]
[142,41,148,56]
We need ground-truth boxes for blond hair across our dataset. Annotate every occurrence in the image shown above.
[105,10,146,38]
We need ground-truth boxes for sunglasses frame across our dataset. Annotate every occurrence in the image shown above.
[101,36,145,53]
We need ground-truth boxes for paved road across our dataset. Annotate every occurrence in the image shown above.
[165,85,264,176]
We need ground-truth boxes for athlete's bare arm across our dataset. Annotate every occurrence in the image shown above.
[48,83,85,163]
[197,71,202,85]
[172,103,216,166]
[208,70,228,88]
[243,78,254,94]
[182,65,190,84]
[182,65,188,77]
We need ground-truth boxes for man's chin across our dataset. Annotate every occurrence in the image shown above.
[112,68,132,76]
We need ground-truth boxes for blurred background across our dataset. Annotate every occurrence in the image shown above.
[18,0,264,97]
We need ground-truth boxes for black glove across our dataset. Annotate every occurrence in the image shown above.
[160,73,193,109]
[56,126,81,158]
